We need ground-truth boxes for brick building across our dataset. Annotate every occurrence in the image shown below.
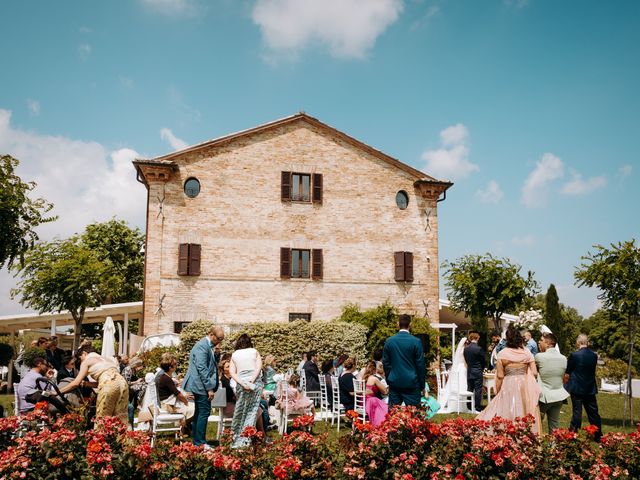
[133,113,452,335]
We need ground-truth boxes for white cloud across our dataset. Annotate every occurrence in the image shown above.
[618,164,632,177]
[476,180,504,204]
[410,4,440,31]
[421,123,478,180]
[511,234,535,247]
[140,0,199,16]
[26,99,40,116]
[160,128,188,151]
[0,108,147,314]
[79,26,92,33]
[78,43,92,60]
[560,171,607,196]
[251,0,403,60]
[521,153,564,208]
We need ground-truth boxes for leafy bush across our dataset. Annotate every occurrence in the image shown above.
[138,345,179,375]
[220,321,368,370]
[22,347,46,368]
[337,301,439,363]
[0,343,13,366]
[598,358,637,391]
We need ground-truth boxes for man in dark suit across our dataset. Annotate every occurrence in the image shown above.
[183,325,225,447]
[463,331,485,412]
[565,334,602,441]
[303,350,321,393]
[382,314,425,408]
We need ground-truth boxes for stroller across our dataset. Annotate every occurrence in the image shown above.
[24,377,73,416]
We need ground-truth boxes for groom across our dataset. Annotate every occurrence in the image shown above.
[463,331,485,412]
[382,314,425,408]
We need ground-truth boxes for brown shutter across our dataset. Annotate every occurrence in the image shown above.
[404,252,413,282]
[312,249,323,280]
[280,247,291,279]
[281,171,291,201]
[189,243,201,276]
[312,173,323,204]
[178,244,189,275]
[394,251,405,282]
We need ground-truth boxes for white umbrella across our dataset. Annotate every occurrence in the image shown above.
[102,316,116,360]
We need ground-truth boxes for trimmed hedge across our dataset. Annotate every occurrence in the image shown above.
[220,321,369,370]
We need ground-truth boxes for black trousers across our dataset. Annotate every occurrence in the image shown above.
[569,393,602,441]
[467,374,483,411]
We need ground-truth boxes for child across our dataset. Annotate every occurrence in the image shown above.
[278,374,315,415]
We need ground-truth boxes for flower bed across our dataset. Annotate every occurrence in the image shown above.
[1,404,639,479]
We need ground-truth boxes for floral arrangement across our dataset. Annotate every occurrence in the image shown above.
[513,309,544,331]
[1,404,639,479]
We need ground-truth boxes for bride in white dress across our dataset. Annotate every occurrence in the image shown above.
[440,337,470,413]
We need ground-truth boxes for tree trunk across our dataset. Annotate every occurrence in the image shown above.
[623,312,636,427]
[71,308,85,351]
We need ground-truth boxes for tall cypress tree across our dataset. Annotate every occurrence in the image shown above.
[545,284,563,348]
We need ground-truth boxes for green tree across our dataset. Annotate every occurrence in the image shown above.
[0,155,57,268]
[545,284,563,342]
[442,254,539,333]
[11,219,144,348]
[582,308,640,370]
[575,239,640,425]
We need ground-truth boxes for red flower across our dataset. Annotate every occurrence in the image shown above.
[583,424,600,437]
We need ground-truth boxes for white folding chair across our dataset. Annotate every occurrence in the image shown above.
[13,383,20,416]
[450,370,475,414]
[318,378,329,422]
[216,407,233,440]
[353,379,367,425]
[150,382,185,447]
[330,376,345,432]
[301,372,321,405]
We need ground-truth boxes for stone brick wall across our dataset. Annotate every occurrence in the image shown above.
[138,119,445,335]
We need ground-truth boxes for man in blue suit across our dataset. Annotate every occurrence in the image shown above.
[565,334,602,441]
[183,325,225,447]
[382,314,425,408]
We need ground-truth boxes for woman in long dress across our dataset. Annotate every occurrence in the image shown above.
[362,361,388,426]
[477,326,542,434]
[60,344,129,424]
[440,337,469,413]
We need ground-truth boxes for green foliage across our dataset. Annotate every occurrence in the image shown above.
[0,343,13,366]
[599,358,637,389]
[0,154,57,269]
[11,219,143,349]
[22,347,46,368]
[138,345,179,375]
[583,309,640,371]
[442,253,538,333]
[220,321,369,370]
[177,319,215,368]
[545,284,563,342]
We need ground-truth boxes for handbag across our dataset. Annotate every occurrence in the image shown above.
[211,387,227,408]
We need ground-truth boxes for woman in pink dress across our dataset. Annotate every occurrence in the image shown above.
[477,326,542,435]
[362,361,388,427]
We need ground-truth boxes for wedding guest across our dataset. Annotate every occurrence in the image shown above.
[296,352,307,375]
[60,345,128,424]
[477,326,542,434]
[565,334,602,441]
[362,361,388,426]
[382,315,425,408]
[16,357,63,414]
[262,354,277,393]
[463,331,485,412]
[229,334,263,448]
[303,350,321,393]
[278,373,314,415]
[535,333,569,434]
[46,337,63,371]
[335,354,349,377]
[339,357,358,412]
[524,331,539,355]
[158,353,194,422]
[57,354,78,383]
[182,325,225,447]
[321,359,335,409]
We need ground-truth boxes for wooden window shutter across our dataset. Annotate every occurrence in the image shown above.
[189,244,201,276]
[280,247,291,279]
[312,173,323,204]
[178,244,189,276]
[281,171,292,201]
[394,251,405,282]
[404,252,414,282]
[312,249,323,280]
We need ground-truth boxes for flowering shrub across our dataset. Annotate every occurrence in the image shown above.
[1,406,640,479]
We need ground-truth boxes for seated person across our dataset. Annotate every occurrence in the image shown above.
[156,354,194,423]
[262,355,278,393]
[57,355,78,383]
[16,357,66,415]
[363,361,388,427]
[321,359,335,409]
[339,357,357,412]
[277,374,314,415]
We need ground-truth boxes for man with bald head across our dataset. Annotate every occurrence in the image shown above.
[183,325,225,447]
[565,334,602,441]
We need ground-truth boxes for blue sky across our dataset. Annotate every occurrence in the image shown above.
[0,0,638,317]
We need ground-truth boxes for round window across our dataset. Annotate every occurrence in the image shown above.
[396,190,409,210]
[184,178,200,198]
